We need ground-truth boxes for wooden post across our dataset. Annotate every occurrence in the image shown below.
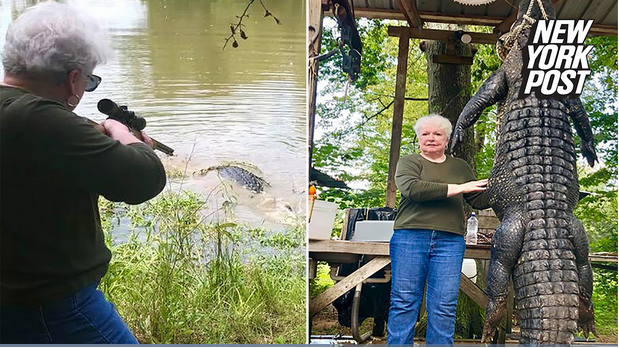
[308,0,327,173]
[309,258,318,279]
[506,283,515,334]
[385,30,410,208]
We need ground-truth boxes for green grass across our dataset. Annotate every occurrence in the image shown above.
[309,262,334,298]
[98,187,306,344]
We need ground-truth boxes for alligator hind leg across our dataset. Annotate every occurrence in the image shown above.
[571,216,596,338]
[482,207,526,343]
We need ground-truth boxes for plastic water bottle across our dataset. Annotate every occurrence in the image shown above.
[466,212,478,245]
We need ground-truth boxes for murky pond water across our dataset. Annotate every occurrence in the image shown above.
[0,0,306,230]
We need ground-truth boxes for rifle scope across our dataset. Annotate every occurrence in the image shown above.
[97,99,147,131]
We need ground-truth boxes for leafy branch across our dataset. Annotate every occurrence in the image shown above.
[222,0,281,50]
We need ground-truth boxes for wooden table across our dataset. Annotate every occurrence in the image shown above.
[309,239,618,343]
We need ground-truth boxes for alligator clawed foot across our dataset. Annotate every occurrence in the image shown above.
[581,139,598,167]
[481,322,497,343]
[578,308,596,339]
[578,318,596,340]
[450,126,465,151]
[481,300,506,343]
[578,295,596,339]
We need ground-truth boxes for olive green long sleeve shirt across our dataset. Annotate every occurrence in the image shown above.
[393,153,490,235]
[0,86,166,305]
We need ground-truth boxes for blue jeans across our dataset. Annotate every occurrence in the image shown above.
[387,229,465,346]
[0,282,138,344]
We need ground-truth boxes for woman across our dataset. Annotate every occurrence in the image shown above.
[0,2,166,343]
[387,114,489,346]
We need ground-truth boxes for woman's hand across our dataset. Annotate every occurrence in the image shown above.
[100,119,141,146]
[99,119,155,149]
[139,132,155,149]
[447,179,488,197]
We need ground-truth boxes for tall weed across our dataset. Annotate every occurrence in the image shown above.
[98,183,305,344]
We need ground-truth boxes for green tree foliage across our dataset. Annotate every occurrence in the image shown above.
[575,35,618,255]
[573,36,618,336]
[314,18,426,208]
[470,39,501,179]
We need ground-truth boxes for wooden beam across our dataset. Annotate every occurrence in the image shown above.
[397,0,423,30]
[589,24,619,36]
[494,9,518,35]
[589,255,619,263]
[309,256,391,316]
[347,7,617,36]
[308,240,617,263]
[418,11,504,26]
[349,7,406,21]
[351,8,505,26]
[494,0,565,35]
[388,26,500,45]
[459,273,488,308]
[309,239,492,260]
[385,30,410,208]
[309,239,390,256]
[465,247,492,260]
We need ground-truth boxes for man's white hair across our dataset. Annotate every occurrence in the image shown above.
[413,114,453,140]
[2,1,111,78]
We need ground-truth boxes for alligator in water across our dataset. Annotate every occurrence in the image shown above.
[194,162,271,194]
[451,0,597,345]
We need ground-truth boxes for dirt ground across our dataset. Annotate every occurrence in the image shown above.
[311,305,618,345]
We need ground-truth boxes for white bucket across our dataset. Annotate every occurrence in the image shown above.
[308,200,338,240]
[461,258,477,283]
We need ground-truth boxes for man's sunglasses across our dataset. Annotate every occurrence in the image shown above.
[85,74,102,92]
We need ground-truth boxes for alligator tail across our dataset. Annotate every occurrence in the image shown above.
[512,194,579,345]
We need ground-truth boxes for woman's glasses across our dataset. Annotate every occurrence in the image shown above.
[85,74,102,92]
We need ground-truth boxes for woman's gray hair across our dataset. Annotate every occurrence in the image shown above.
[413,114,453,140]
[2,1,111,79]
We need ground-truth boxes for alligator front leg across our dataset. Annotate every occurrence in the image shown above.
[564,98,598,167]
[451,69,508,150]
[482,207,526,343]
[571,216,597,339]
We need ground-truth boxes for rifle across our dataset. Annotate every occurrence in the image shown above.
[90,99,174,155]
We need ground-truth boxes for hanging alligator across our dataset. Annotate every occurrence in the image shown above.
[450,0,597,345]
[194,162,271,194]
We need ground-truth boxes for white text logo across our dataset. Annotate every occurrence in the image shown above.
[520,20,593,99]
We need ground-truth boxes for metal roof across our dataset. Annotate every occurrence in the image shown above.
[351,0,617,35]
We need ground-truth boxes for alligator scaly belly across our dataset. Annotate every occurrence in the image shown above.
[488,100,581,344]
